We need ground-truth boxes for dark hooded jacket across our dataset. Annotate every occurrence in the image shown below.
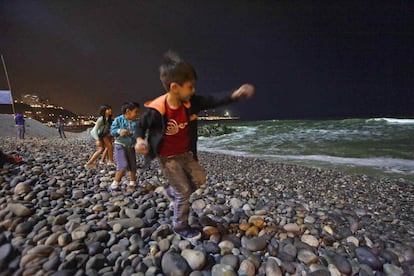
[136,93,236,161]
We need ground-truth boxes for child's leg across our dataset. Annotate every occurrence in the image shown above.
[111,169,125,191]
[111,144,127,190]
[102,136,114,164]
[86,141,105,167]
[129,171,136,182]
[181,153,206,191]
[126,148,137,189]
[159,155,194,230]
[100,148,108,163]
[114,169,126,182]
[125,171,136,190]
[161,152,205,203]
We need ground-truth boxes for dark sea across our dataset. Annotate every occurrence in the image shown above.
[198,118,414,182]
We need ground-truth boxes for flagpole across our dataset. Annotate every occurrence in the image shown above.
[1,54,16,114]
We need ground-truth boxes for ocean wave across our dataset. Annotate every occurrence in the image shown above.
[232,125,258,133]
[198,118,414,175]
[273,154,414,166]
[273,155,414,175]
[198,146,414,175]
[218,126,258,140]
[366,118,414,125]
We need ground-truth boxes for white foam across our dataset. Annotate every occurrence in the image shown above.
[198,147,414,175]
[368,118,414,125]
[273,154,414,167]
[198,118,414,175]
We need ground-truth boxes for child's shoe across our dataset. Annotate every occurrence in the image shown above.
[125,181,137,191]
[174,227,201,241]
[110,186,121,192]
[85,163,96,169]
[125,184,136,192]
[110,181,121,191]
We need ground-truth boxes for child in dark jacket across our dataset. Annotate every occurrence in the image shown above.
[135,50,254,240]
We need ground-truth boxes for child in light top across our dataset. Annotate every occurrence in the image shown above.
[86,104,114,168]
[109,102,140,191]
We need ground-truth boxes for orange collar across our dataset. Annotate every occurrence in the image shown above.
[144,93,191,115]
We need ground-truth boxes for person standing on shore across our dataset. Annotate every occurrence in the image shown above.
[14,113,25,139]
[56,118,67,139]
[85,104,115,168]
[109,102,140,191]
[135,50,254,240]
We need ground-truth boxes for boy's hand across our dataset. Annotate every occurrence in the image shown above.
[231,83,255,100]
[119,129,130,136]
[135,138,149,154]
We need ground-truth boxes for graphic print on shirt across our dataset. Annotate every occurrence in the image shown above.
[165,119,188,136]
[159,103,190,156]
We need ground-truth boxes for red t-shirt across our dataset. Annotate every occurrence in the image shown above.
[159,102,190,156]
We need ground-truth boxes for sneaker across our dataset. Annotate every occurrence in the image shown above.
[85,163,96,169]
[125,185,136,192]
[174,227,201,241]
[110,185,121,191]
[106,162,116,167]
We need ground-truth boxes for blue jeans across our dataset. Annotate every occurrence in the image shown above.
[17,125,25,139]
[158,152,206,229]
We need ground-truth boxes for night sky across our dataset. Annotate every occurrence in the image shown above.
[1,1,413,120]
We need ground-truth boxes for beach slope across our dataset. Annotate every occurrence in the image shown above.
[0,114,72,138]
[0,133,413,275]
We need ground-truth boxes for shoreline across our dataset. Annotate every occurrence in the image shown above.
[0,136,413,275]
[256,155,414,184]
[199,147,414,184]
[198,118,414,183]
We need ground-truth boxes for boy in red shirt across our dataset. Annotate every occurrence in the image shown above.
[135,50,254,240]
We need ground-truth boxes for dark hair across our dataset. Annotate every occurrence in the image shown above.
[121,102,139,114]
[98,104,112,124]
[98,104,111,116]
[159,50,197,91]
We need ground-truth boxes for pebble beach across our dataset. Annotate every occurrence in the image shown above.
[0,135,413,276]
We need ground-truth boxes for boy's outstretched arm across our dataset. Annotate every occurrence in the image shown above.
[194,83,255,111]
[231,84,255,100]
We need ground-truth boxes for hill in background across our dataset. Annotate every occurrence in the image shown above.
[0,102,79,122]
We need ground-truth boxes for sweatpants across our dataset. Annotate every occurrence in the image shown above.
[158,152,206,229]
